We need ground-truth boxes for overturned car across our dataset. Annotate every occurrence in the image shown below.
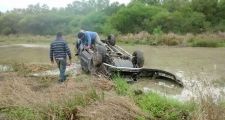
[78,35,183,87]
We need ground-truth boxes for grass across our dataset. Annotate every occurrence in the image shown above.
[1,32,225,47]
[0,34,74,45]
[8,62,56,76]
[188,39,223,47]
[113,76,130,95]
[1,89,104,120]
[45,89,103,120]
[117,32,225,47]
[1,65,225,120]
[134,92,194,120]
[2,106,43,120]
[113,76,225,120]
[1,35,225,119]
[0,63,104,120]
[113,76,194,119]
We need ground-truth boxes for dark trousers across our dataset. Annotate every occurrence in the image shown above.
[56,59,67,82]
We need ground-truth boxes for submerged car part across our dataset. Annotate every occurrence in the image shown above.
[103,63,183,87]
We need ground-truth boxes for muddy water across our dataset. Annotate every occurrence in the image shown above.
[0,44,78,76]
[1,44,225,101]
[123,45,225,101]
[0,44,50,64]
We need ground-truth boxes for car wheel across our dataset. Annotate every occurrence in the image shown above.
[96,45,107,62]
[92,52,102,67]
[132,50,144,68]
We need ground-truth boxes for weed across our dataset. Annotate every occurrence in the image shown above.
[134,92,193,120]
[46,89,104,120]
[2,106,43,120]
[191,40,219,47]
[113,76,130,95]
[117,32,225,47]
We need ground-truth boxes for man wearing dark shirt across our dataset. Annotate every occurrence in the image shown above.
[50,32,72,82]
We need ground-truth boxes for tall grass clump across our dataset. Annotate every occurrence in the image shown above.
[116,32,225,47]
[0,87,104,120]
[134,92,194,120]
[191,96,225,120]
[45,89,104,120]
[189,39,220,47]
[113,76,130,95]
[1,107,43,120]
[190,78,225,120]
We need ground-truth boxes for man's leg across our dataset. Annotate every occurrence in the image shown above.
[59,59,67,82]
[95,34,105,46]
[56,60,62,82]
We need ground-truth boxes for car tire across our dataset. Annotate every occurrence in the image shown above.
[132,50,144,68]
[92,52,102,67]
[96,45,107,62]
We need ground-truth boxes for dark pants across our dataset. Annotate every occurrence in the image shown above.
[56,59,67,82]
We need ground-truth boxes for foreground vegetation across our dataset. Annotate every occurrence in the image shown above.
[113,76,225,120]
[0,62,225,119]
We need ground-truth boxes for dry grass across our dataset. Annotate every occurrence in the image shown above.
[117,32,225,47]
[191,96,225,120]
[0,73,90,108]
[0,34,75,45]
[92,77,114,91]
[78,96,146,120]
[0,70,145,120]
[1,32,225,47]
[189,75,225,120]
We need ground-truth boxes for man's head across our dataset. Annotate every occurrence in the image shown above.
[56,32,62,38]
[77,32,85,39]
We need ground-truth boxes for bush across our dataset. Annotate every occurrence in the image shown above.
[191,40,219,47]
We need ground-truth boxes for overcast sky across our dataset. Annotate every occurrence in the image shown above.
[0,0,131,12]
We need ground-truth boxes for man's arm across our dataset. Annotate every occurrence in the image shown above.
[50,43,54,63]
[87,33,91,48]
[65,42,72,62]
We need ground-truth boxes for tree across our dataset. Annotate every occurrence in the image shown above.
[191,0,218,23]
[131,0,161,5]
[81,12,107,32]
[0,13,22,35]
[109,2,166,33]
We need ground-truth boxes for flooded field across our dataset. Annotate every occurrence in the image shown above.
[123,45,225,101]
[0,44,225,101]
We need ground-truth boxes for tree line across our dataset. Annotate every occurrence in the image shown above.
[0,0,225,35]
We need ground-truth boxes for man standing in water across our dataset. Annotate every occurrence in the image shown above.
[50,32,72,83]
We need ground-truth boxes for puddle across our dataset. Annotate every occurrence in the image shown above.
[0,44,48,48]
[0,65,13,72]
[31,63,81,77]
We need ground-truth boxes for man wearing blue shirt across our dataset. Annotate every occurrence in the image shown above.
[76,31,105,55]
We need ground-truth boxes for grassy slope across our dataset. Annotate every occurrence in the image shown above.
[0,62,225,120]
